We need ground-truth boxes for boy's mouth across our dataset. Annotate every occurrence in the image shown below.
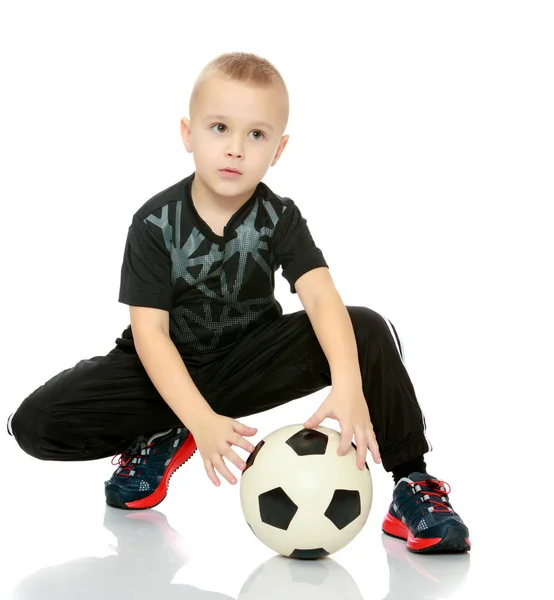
[219,168,242,177]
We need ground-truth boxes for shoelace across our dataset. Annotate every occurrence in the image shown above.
[111,438,153,478]
[410,478,452,513]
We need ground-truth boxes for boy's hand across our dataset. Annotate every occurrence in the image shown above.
[304,385,381,469]
[190,413,257,486]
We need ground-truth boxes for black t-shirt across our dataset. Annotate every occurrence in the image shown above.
[116,172,328,355]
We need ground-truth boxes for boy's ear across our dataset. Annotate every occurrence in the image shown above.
[180,117,192,153]
[271,134,290,167]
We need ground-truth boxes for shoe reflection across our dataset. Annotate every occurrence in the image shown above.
[10,507,470,600]
[11,506,234,600]
[380,533,471,599]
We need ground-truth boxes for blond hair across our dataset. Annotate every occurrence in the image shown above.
[189,52,289,126]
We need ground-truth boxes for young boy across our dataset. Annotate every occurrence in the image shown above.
[7,52,470,554]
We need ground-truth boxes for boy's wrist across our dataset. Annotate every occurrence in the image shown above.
[181,400,217,434]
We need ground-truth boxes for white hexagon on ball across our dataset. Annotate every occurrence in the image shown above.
[240,424,373,558]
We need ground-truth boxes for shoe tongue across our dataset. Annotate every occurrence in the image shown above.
[147,428,173,445]
[408,472,448,492]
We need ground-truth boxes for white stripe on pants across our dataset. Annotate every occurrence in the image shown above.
[381,315,433,452]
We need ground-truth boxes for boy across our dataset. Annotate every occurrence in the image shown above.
[7,52,470,554]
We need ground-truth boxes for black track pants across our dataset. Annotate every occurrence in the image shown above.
[10,306,431,471]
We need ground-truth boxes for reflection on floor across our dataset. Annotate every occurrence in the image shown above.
[10,505,470,599]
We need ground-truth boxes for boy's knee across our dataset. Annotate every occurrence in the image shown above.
[11,401,109,461]
[10,403,62,460]
[346,306,405,360]
[347,305,390,336]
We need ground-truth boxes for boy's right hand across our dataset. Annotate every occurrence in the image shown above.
[189,413,258,486]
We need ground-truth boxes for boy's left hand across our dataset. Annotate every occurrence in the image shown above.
[304,385,381,469]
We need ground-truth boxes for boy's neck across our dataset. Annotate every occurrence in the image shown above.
[191,173,258,215]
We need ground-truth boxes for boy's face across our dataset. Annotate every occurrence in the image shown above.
[181,74,289,197]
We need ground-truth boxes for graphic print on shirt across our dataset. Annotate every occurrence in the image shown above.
[144,198,284,353]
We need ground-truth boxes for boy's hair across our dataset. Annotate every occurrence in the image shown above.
[189,52,289,126]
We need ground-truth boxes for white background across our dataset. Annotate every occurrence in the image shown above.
[1,1,552,598]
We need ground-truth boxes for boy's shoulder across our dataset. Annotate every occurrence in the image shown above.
[131,174,192,222]
[258,181,296,214]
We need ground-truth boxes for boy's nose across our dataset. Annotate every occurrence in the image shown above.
[226,138,244,158]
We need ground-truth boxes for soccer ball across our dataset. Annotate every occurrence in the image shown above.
[240,424,373,558]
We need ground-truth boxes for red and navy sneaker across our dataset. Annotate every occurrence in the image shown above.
[104,427,196,510]
[382,472,471,553]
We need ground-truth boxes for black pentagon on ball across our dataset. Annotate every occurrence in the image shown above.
[324,489,361,529]
[259,487,298,530]
[289,548,330,560]
[243,439,265,474]
[351,441,370,470]
[286,428,328,456]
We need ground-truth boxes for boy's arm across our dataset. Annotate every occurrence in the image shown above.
[133,322,215,431]
[131,307,257,487]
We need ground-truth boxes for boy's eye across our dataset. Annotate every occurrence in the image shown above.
[211,123,265,140]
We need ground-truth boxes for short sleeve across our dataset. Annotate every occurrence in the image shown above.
[273,200,328,294]
[118,214,173,310]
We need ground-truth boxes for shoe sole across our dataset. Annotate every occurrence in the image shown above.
[105,434,197,510]
[382,513,471,553]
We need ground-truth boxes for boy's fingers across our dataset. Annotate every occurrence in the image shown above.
[213,456,237,485]
[204,460,220,487]
[371,442,381,464]
[366,428,381,464]
[338,430,353,455]
[354,427,367,469]
[357,442,367,469]
[304,407,326,428]
[224,447,247,471]
[235,421,257,435]
[234,434,256,454]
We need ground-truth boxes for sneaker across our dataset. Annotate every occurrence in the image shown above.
[382,472,471,553]
[104,427,196,510]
